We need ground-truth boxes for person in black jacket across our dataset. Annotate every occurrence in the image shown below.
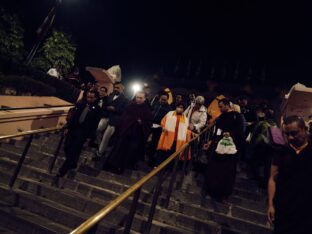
[268,115,312,234]
[203,98,244,203]
[147,92,172,166]
[53,90,101,182]
[95,82,128,158]
[90,86,109,147]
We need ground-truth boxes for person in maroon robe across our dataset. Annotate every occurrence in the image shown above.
[105,91,153,173]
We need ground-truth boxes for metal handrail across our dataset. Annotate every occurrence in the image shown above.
[0,104,74,111]
[70,125,211,234]
[0,126,65,188]
[0,126,64,141]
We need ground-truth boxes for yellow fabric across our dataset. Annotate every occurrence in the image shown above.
[207,95,225,124]
[157,111,191,159]
[164,88,173,105]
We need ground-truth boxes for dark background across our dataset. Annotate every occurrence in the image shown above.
[2,0,312,84]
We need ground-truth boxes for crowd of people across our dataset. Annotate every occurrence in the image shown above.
[51,71,311,234]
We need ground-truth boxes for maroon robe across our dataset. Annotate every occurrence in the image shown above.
[107,102,153,171]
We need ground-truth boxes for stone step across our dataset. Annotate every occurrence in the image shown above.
[0,142,92,173]
[4,135,93,160]
[0,157,272,234]
[65,173,271,234]
[4,137,261,186]
[0,151,267,213]
[76,167,267,216]
[0,144,266,200]
[0,158,267,224]
[0,169,222,234]
[0,183,117,233]
[0,184,154,234]
[0,200,70,234]
[0,226,17,234]
[0,154,266,214]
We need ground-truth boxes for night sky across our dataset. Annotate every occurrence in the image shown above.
[3,0,312,82]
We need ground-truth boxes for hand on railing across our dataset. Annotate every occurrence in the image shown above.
[188,123,195,131]
[202,141,212,150]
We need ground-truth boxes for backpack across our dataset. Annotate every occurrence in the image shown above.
[268,125,287,146]
[252,121,286,147]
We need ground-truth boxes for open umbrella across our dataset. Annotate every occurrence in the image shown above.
[86,66,121,95]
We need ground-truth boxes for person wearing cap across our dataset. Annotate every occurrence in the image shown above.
[184,96,208,133]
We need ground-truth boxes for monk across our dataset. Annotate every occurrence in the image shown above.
[105,91,152,173]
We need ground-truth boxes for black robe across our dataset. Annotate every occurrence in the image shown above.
[59,102,101,177]
[204,111,244,200]
[107,102,153,171]
[272,143,312,234]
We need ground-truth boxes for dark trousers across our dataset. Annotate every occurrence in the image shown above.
[155,142,177,170]
[147,127,162,166]
[58,127,87,177]
[247,145,272,187]
[204,153,238,201]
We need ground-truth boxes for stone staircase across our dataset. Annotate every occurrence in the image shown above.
[0,133,273,234]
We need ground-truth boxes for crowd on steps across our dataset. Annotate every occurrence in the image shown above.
[50,68,312,234]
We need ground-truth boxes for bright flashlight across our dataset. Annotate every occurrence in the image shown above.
[132,83,142,94]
